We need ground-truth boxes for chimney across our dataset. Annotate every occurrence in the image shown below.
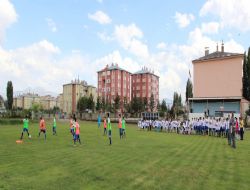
[221,41,224,52]
[205,47,209,56]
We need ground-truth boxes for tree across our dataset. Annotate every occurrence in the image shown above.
[77,96,89,113]
[106,102,113,113]
[123,97,132,113]
[178,94,182,108]
[247,47,250,100]
[171,92,183,118]
[143,97,148,111]
[149,93,155,112]
[52,106,60,114]
[0,95,3,108]
[243,47,250,100]
[185,78,193,102]
[131,96,139,114]
[156,100,160,112]
[138,97,144,113]
[88,93,95,112]
[101,97,106,112]
[171,92,178,118]
[96,96,101,112]
[123,97,128,113]
[113,94,120,115]
[31,103,42,113]
[242,52,249,99]
[6,81,13,110]
[161,99,167,112]
[158,100,166,117]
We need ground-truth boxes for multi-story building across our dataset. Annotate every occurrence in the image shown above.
[56,94,63,111]
[131,67,159,110]
[13,93,58,110]
[97,63,131,104]
[40,95,57,110]
[13,96,23,109]
[0,95,6,113]
[13,93,40,110]
[189,43,248,118]
[62,79,97,114]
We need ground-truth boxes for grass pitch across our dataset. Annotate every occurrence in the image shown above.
[0,120,250,190]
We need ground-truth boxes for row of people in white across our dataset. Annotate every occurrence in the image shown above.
[137,118,236,136]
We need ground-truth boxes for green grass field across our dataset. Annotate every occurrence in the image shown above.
[0,120,250,190]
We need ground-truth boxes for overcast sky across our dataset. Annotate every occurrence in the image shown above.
[0,0,249,100]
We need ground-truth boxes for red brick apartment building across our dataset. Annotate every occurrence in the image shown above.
[131,67,159,107]
[97,64,131,104]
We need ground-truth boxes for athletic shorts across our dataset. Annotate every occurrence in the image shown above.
[70,128,74,133]
[74,134,80,140]
[40,129,46,133]
[108,130,112,137]
[23,128,28,132]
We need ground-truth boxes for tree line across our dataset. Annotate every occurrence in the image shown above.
[243,47,250,101]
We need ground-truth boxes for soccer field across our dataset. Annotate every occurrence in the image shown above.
[0,120,250,190]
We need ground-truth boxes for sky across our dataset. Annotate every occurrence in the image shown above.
[0,0,249,100]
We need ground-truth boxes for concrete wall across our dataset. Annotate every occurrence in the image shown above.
[193,56,243,98]
[63,85,73,114]
[13,97,22,108]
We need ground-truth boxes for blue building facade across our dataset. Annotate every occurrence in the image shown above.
[189,98,240,117]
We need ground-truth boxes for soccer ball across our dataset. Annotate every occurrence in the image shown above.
[29,135,32,139]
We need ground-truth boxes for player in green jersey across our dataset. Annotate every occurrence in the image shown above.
[20,115,31,140]
[52,116,57,135]
[122,116,126,138]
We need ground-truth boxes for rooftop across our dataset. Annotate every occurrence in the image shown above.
[63,79,88,86]
[193,51,243,62]
[97,63,131,73]
[132,67,159,78]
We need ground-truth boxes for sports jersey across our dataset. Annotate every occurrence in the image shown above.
[75,122,80,135]
[40,119,46,129]
[23,119,29,129]
[122,119,126,129]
